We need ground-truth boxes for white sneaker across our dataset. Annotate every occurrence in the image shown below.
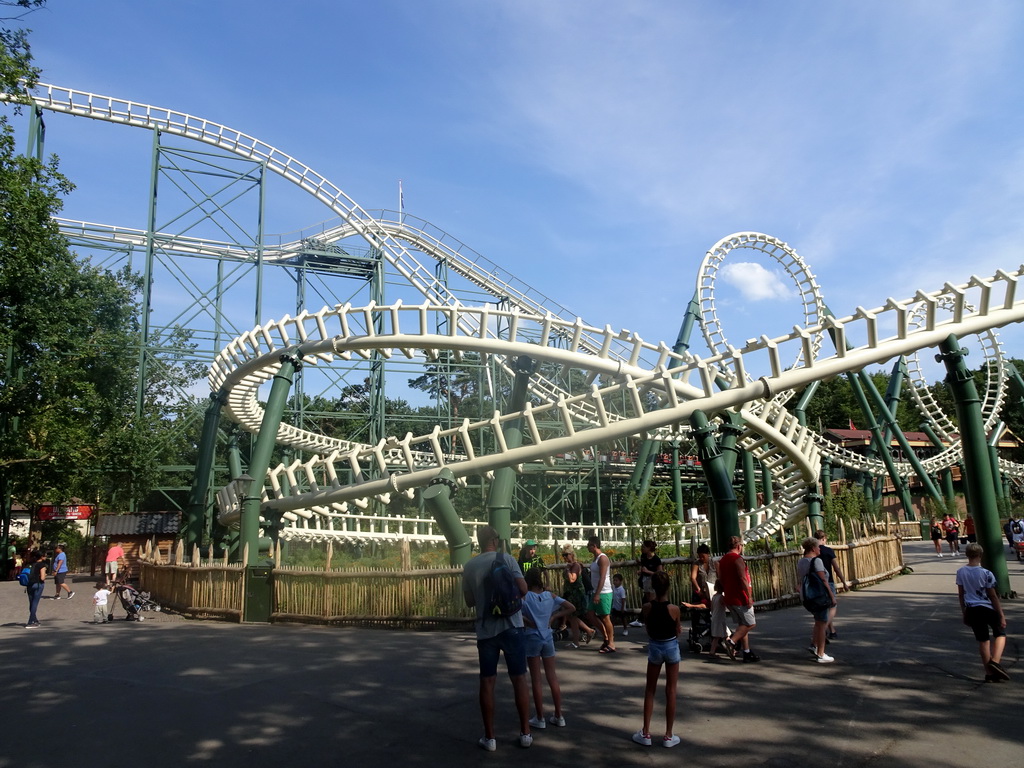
[629,620,643,627]
[529,715,547,729]
[623,629,629,636]
[547,714,566,727]
[478,737,496,752]
[632,730,652,746]
[816,653,835,664]
[519,733,533,748]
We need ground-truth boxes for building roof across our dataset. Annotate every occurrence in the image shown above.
[95,512,182,537]
[822,428,1020,449]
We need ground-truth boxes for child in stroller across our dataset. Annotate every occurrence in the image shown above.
[113,582,161,621]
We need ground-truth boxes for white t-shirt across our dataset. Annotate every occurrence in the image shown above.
[590,553,612,594]
[612,584,626,612]
[956,564,996,608]
[93,588,111,606]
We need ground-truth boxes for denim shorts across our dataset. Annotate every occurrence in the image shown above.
[477,627,527,677]
[524,632,556,659]
[647,637,681,665]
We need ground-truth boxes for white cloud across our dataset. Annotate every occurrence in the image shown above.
[718,262,793,302]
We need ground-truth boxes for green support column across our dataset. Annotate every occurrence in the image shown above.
[761,461,773,505]
[718,413,744,476]
[821,459,833,501]
[988,422,1006,502]
[485,356,535,552]
[847,371,916,519]
[921,423,957,503]
[805,490,824,533]
[742,448,758,512]
[422,468,474,565]
[690,410,739,553]
[240,353,301,566]
[183,391,226,553]
[670,440,685,523]
[937,336,1011,595]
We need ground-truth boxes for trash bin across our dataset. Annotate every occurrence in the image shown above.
[919,520,931,540]
[243,564,273,623]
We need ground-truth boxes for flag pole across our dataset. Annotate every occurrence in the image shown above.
[398,179,404,222]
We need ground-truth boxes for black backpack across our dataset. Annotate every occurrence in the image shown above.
[486,553,523,618]
[802,558,831,612]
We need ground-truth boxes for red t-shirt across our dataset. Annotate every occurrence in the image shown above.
[105,545,125,563]
[718,551,751,607]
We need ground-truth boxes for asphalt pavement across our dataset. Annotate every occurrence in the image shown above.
[2,540,1021,768]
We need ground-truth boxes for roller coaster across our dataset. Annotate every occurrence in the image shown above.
[9,84,1024,561]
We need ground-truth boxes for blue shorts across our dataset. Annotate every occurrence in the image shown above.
[647,637,681,665]
[477,627,528,678]
[524,632,556,659]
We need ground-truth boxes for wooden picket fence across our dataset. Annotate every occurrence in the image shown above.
[137,534,904,627]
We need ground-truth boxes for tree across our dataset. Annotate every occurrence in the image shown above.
[0,4,162,527]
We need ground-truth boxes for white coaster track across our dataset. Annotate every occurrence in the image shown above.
[14,85,1024,544]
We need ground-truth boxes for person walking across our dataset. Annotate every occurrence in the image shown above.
[814,530,844,639]
[718,536,759,662]
[462,525,533,751]
[559,545,595,647]
[956,542,1010,682]
[25,550,47,628]
[798,537,836,664]
[586,536,616,654]
[52,543,75,600]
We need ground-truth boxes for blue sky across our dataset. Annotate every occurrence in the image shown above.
[15,1,1024,382]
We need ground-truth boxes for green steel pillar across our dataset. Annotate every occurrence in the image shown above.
[422,468,474,565]
[821,459,833,501]
[761,461,774,505]
[742,448,758,511]
[936,336,1010,595]
[670,440,685,523]
[805,489,825,533]
[183,391,226,553]
[718,413,744,476]
[860,367,942,508]
[921,423,957,503]
[690,411,739,552]
[628,439,659,500]
[987,422,1006,503]
[485,356,535,552]
[240,353,302,565]
[793,380,820,428]
[846,371,916,518]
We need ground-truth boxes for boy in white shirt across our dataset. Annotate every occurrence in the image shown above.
[955,543,1009,682]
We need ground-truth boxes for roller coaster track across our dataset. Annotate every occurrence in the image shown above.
[16,85,1024,543]
[210,268,1024,541]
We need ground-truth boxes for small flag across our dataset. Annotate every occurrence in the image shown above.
[848,418,856,430]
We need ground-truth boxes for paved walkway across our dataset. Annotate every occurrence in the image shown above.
[2,541,1021,768]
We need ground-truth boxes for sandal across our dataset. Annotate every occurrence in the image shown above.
[599,646,617,654]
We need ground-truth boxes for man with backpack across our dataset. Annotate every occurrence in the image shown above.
[463,525,532,751]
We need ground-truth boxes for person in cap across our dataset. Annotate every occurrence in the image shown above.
[518,539,543,574]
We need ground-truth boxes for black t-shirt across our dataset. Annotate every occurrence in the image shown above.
[28,560,46,586]
[638,553,662,587]
[817,544,837,582]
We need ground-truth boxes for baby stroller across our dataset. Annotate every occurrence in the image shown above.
[686,606,712,653]
[114,583,161,621]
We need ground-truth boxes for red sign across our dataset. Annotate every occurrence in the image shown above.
[37,505,95,521]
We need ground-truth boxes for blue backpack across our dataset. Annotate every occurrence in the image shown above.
[17,566,31,587]
[486,553,523,618]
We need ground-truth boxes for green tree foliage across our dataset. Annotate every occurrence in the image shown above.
[0,5,192,513]
[623,486,677,544]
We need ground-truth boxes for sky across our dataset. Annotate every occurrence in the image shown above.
[12,0,1024,385]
